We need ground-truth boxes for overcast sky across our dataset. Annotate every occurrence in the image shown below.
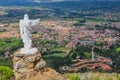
[30,0,76,2]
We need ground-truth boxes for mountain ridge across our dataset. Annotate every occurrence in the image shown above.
[0,0,120,6]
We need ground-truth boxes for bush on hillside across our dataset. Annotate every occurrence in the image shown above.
[0,66,13,80]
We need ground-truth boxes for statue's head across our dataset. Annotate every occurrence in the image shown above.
[24,14,29,21]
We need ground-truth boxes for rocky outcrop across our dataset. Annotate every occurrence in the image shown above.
[13,50,66,80]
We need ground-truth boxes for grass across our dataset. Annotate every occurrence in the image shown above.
[65,73,80,80]
[0,38,23,54]
[43,53,66,58]
[43,51,72,72]
[41,44,72,71]
[53,47,71,53]
[43,53,67,70]
[64,73,120,80]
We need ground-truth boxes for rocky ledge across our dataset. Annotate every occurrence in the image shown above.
[13,50,66,80]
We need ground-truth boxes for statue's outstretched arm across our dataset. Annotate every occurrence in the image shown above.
[29,18,40,28]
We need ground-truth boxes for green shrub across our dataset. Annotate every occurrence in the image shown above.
[0,66,13,80]
[116,47,120,52]
[84,52,91,59]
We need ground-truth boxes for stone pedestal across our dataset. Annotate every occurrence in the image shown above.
[13,50,66,80]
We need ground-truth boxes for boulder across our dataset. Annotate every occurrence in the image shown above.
[13,50,66,80]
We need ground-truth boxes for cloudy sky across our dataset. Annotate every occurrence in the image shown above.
[30,0,76,3]
[0,0,118,4]
[29,0,118,3]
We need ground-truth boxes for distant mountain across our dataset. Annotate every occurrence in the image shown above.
[0,0,30,6]
[0,0,119,6]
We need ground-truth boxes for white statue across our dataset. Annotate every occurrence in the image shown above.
[19,14,40,54]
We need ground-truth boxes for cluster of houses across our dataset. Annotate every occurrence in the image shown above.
[34,20,119,48]
[0,23,20,39]
[0,20,119,49]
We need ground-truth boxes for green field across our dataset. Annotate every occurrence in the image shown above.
[0,38,22,54]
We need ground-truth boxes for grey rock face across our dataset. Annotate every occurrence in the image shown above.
[13,50,46,80]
